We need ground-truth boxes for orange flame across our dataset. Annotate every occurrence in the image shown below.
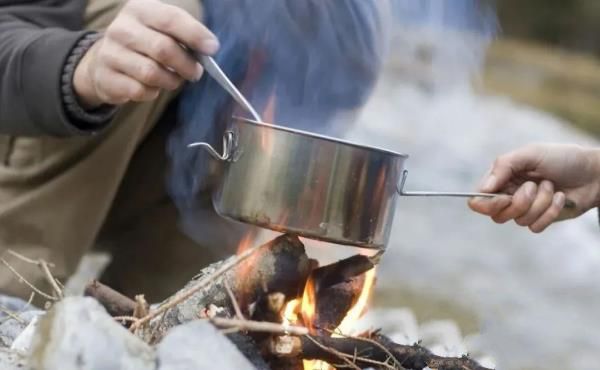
[285,256,377,370]
[333,268,376,337]
[300,276,317,333]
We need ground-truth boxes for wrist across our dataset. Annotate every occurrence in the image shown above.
[72,41,102,109]
[587,148,600,207]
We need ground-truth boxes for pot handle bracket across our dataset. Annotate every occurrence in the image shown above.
[188,131,240,162]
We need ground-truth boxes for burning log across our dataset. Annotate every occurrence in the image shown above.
[141,234,311,340]
[303,253,378,334]
[310,252,382,291]
[269,334,494,370]
[312,276,364,334]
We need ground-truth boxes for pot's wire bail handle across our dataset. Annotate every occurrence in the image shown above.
[397,170,578,220]
[188,131,237,162]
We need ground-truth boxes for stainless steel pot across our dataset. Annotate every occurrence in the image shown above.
[190,118,574,250]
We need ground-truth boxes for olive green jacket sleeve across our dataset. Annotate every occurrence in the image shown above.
[0,1,109,136]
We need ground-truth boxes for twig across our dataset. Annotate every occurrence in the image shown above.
[327,328,403,370]
[84,280,136,317]
[113,316,141,324]
[304,335,362,370]
[6,250,55,268]
[130,242,268,332]
[0,305,25,324]
[0,258,56,301]
[224,280,244,319]
[40,260,63,299]
[6,250,62,299]
[211,317,309,336]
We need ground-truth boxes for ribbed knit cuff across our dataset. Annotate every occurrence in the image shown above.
[61,32,117,129]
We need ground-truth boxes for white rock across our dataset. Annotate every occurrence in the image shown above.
[157,320,255,370]
[0,348,31,370]
[29,297,156,370]
[10,314,43,353]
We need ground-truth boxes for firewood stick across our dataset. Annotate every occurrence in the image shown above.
[134,234,311,340]
[211,317,309,336]
[269,334,494,370]
[312,276,364,334]
[84,280,136,317]
[311,252,382,292]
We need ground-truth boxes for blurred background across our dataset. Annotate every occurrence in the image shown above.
[320,1,600,369]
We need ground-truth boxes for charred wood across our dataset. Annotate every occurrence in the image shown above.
[313,276,364,334]
[144,235,311,340]
[311,252,381,292]
[84,280,136,317]
[270,334,493,370]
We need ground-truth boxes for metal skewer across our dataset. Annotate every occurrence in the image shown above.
[196,54,262,122]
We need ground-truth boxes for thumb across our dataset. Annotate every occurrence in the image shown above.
[480,146,541,193]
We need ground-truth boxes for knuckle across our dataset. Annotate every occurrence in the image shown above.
[529,225,543,234]
[515,217,530,227]
[492,215,507,224]
[129,85,148,101]
[139,63,161,84]
[154,9,177,30]
[105,19,129,41]
[493,155,509,168]
[152,37,175,61]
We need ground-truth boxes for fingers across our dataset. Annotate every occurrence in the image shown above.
[530,192,566,233]
[93,70,159,105]
[468,195,512,216]
[479,146,543,193]
[492,182,537,224]
[105,16,203,81]
[134,3,220,55]
[514,180,554,226]
[469,180,567,233]
[104,43,183,91]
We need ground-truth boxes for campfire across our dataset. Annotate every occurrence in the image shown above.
[84,234,492,370]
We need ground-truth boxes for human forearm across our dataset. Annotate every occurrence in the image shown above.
[584,147,600,208]
[0,14,97,136]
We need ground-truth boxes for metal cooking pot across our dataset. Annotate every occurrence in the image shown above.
[190,118,573,250]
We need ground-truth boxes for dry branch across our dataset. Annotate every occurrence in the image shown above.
[269,334,493,370]
[84,280,136,317]
[211,317,309,336]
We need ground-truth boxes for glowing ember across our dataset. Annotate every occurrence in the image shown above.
[282,299,300,326]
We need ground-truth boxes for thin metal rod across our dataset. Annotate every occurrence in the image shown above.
[196,55,262,122]
[400,191,496,198]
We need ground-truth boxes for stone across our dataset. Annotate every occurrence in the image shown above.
[10,315,43,353]
[157,320,255,370]
[29,297,156,370]
[1,310,44,348]
[0,295,34,313]
[0,348,32,370]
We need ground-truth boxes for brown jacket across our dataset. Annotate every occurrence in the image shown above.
[0,0,99,136]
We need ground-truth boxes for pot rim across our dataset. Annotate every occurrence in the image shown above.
[233,117,410,158]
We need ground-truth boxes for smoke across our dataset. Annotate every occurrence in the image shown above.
[389,0,497,91]
[167,0,391,243]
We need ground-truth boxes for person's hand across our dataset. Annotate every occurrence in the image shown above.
[468,144,600,233]
[73,0,219,109]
